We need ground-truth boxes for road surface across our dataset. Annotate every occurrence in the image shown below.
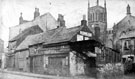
[0,70,135,79]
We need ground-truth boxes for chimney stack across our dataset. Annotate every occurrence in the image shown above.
[19,12,23,24]
[57,14,65,27]
[81,15,87,26]
[34,8,40,19]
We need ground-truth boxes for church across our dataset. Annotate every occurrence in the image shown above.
[87,0,107,44]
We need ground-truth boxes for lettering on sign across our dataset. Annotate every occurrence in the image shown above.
[80,31,92,37]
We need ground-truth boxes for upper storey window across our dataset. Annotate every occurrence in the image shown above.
[90,14,92,22]
[101,13,104,22]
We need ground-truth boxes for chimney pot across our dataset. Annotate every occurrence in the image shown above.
[57,14,65,27]
[34,8,40,19]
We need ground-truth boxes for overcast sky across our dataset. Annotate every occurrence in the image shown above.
[0,0,135,48]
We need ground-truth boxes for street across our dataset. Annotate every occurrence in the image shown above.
[0,71,43,79]
[0,70,95,79]
[0,70,135,79]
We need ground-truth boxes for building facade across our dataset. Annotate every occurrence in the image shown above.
[7,1,122,77]
[7,8,59,70]
[11,16,98,76]
[113,4,135,52]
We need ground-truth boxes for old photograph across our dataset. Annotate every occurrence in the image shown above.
[0,0,135,79]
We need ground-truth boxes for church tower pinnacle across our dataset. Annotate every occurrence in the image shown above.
[104,0,106,8]
[88,0,90,8]
[19,12,23,24]
[97,0,99,6]
[127,4,131,15]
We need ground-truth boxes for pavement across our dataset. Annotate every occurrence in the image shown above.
[0,69,95,79]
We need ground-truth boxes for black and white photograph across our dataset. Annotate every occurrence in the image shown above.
[0,0,135,79]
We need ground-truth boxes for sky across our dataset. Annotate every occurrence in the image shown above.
[0,0,135,49]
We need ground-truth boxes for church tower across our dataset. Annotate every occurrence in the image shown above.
[88,0,107,44]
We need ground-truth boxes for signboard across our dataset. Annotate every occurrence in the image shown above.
[80,31,92,37]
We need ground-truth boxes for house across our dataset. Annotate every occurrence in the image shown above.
[13,15,101,77]
[27,15,101,77]
[7,9,59,69]
[7,25,43,69]
[13,26,64,72]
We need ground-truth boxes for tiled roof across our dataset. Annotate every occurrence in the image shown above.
[16,35,36,50]
[45,26,82,45]
[16,27,64,50]
[10,25,43,42]
[10,25,43,48]
[16,26,83,50]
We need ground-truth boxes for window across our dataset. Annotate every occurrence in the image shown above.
[93,13,94,21]
[62,57,68,66]
[44,56,48,68]
[96,13,98,21]
[124,40,130,50]
[90,14,92,22]
[101,13,103,22]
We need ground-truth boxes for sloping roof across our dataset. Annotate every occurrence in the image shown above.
[29,27,64,46]
[9,12,58,40]
[10,25,43,48]
[10,25,43,42]
[16,35,35,50]
[16,27,64,50]
[113,15,135,44]
[16,24,93,50]
[116,15,135,31]
[45,26,83,45]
